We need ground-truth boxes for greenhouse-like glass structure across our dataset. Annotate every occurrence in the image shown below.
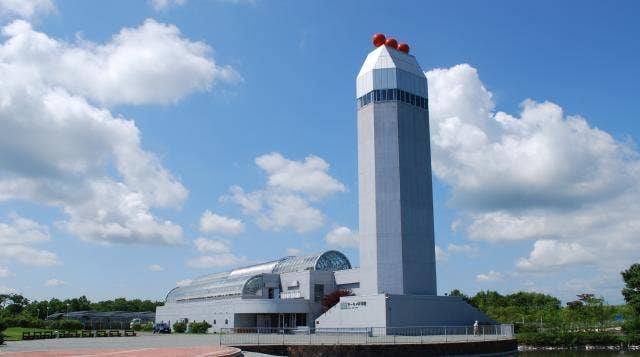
[165,250,351,304]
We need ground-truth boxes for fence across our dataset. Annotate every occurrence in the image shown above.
[220,324,514,346]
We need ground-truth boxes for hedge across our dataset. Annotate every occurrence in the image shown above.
[132,322,154,332]
[188,321,211,334]
[173,322,187,333]
[48,320,83,331]
[517,332,622,347]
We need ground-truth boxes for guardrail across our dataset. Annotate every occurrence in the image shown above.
[220,324,514,346]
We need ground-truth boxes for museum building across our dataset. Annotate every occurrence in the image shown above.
[156,34,493,332]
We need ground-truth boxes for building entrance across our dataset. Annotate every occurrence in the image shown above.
[256,313,307,328]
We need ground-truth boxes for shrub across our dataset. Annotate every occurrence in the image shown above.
[321,290,354,312]
[188,321,211,334]
[517,331,621,347]
[133,322,153,331]
[0,319,5,345]
[49,319,83,331]
[173,321,187,333]
[4,316,47,328]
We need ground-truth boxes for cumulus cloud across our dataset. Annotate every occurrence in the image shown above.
[0,19,237,245]
[286,248,301,256]
[0,214,60,266]
[447,243,478,256]
[255,153,346,200]
[44,278,67,287]
[0,286,17,294]
[427,63,640,284]
[516,240,596,272]
[222,153,345,233]
[2,19,239,106]
[0,266,13,277]
[148,264,164,272]
[194,238,231,253]
[434,243,478,263]
[176,278,192,287]
[325,226,358,248]
[435,245,448,263]
[187,253,247,269]
[0,0,54,19]
[476,270,503,283]
[199,211,245,236]
[150,0,256,11]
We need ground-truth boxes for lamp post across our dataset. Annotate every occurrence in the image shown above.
[66,303,70,320]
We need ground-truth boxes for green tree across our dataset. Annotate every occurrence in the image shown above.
[622,263,640,333]
[622,264,640,315]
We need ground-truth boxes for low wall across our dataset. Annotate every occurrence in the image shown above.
[237,339,518,356]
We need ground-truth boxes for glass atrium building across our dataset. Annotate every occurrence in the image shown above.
[156,250,358,331]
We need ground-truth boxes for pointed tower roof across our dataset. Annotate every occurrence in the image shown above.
[357,45,425,79]
[356,44,428,98]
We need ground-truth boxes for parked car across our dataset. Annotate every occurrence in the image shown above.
[153,322,171,334]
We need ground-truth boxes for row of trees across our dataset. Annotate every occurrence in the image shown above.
[0,294,163,320]
[447,289,625,332]
[447,262,640,335]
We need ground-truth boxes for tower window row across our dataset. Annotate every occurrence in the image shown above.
[357,88,428,109]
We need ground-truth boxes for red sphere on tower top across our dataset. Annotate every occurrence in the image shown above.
[372,33,386,47]
[397,43,410,54]
[384,38,398,48]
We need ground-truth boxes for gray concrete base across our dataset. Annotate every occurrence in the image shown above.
[316,294,495,328]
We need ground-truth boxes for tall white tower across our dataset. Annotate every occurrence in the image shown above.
[356,35,437,296]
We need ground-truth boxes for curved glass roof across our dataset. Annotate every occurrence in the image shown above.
[165,250,351,303]
[273,251,351,274]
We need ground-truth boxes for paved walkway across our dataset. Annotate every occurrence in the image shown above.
[0,334,239,356]
[0,346,241,357]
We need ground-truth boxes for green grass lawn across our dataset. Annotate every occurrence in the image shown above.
[2,327,51,341]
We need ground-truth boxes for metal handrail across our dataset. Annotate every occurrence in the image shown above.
[219,324,514,346]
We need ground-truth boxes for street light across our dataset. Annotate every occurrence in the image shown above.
[66,303,70,320]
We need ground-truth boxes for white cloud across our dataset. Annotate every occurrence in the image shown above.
[325,226,358,248]
[0,245,60,266]
[433,243,477,263]
[435,245,448,263]
[0,266,13,277]
[0,0,54,19]
[255,153,346,200]
[148,264,164,272]
[222,153,345,233]
[0,285,17,294]
[285,248,301,256]
[176,278,192,287]
[150,0,186,11]
[0,214,60,266]
[44,278,67,287]
[0,19,237,245]
[150,0,255,11]
[199,211,245,236]
[447,243,478,256]
[426,63,640,286]
[194,238,230,253]
[1,19,239,106]
[476,270,503,283]
[0,213,49,245]
[187,253,247,269]
[516,239,596,272]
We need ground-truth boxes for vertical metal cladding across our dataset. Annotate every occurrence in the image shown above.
[356,44,437,296]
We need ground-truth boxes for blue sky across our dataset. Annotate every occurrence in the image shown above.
[0,0,638,304]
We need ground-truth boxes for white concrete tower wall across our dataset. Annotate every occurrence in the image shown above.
[356,44,437,296]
